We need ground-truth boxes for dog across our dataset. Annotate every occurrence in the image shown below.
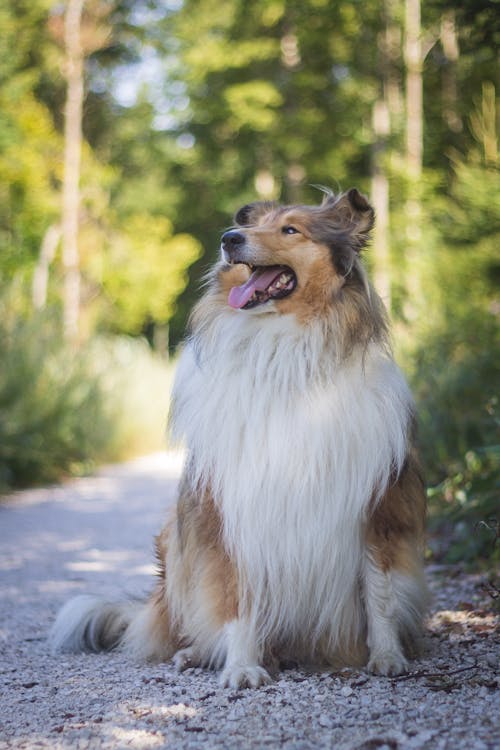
[50,188,428,688]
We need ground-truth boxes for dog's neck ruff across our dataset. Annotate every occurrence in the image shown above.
[171,309,413,656]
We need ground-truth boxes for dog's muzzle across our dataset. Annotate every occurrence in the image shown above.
[221,230,246,263]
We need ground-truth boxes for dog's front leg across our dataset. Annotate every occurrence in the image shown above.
[363,549,409,676]
[219,618,271,688]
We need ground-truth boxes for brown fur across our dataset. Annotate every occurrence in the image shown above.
[366,451,426,574]
[151,475,239,662]
[175,479,238,627]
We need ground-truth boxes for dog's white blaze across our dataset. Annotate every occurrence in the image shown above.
[171,308,413,658]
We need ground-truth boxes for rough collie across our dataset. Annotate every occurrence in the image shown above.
[50,188,428,688]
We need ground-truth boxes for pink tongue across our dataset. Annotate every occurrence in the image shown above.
[228,267,282,309]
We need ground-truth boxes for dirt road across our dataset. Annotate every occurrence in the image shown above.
[0,453,498,749]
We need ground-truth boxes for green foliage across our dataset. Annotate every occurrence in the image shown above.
[0,292,173,493]
[403,95,500,565]
[0,0,201,338]
[0,93,60,276]
[0,301,112,490]
[98,215,201,335]
[225,81,283,131]
[0,0,60,279]
[427,446,500,565]
[88,334,175,459]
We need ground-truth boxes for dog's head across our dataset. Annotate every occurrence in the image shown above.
[219,189,374,321]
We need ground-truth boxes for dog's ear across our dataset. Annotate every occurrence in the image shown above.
[321,188,374,250]
[234,201,276,226]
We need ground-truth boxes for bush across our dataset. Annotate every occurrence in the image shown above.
[87,334,175,461]
[426,445,500,566]
[398,131,500,567]
[0,303,174,492]
[404,309,499,566]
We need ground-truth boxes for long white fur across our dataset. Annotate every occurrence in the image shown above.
[49,594,137,654]
[170,298,414,665]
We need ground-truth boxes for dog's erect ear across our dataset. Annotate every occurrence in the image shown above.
[234,201,276,226]
[321,188,374,250]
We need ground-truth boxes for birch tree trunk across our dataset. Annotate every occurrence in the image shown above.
[371,0,402,309]
[403,0,423,319]
[440,10,462,134]
[32,224,61,310]
[62,0,84,341]
[405,0,423,182]
[371,99,391,306]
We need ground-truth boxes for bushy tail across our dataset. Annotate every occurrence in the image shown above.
[49,595,145,655]
[49,592,175,661]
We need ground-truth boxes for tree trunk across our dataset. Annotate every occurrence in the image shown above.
[371,100,391,306]
[371,0,401,309]
[440,10,462,134]
[403,0,423,320]
[404,0,423,181]
[470,82,498,165]
[62,0,84,341]
[32,224,61,310]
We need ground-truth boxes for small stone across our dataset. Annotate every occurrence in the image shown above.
[340,686,354,698]
[485,653,498,669]
[318,714,334,728]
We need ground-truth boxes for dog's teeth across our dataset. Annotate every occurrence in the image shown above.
[279,274,288,283]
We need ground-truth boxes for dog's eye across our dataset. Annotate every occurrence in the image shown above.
[282,225,299,235]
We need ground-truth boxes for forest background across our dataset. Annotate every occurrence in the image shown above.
[0,0,498,566]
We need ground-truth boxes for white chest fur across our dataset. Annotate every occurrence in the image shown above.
[171,311,413,651]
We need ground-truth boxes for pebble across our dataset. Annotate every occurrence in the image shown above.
[485,653,498,669]
[318,714,334,728]
[340,686,354,697]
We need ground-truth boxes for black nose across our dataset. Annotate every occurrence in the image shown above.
[221,230,245,249]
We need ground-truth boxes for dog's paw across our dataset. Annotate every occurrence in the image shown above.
[367,650,409,676]
[219,664,272,689]
[172,647,200,673]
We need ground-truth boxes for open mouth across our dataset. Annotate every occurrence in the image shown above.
[228,264,297,310]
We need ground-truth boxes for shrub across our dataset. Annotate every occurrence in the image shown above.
[0,304,173,492]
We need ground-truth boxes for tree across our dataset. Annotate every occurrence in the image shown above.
[370,0,402,307]
[98,214,200,337]
[0,0,62,288]
[61,0,85,340]
[402,0,424,320]
[158,0,385,339]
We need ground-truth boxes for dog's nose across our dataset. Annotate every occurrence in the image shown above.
[221,230,245,249]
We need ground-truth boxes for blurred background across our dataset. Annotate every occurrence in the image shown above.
[0,0,498,565]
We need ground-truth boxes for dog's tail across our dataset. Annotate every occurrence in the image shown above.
[49,594,173,661]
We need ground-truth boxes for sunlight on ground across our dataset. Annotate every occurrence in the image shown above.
[131,703,198,720]
[428,609,498,640]
[64,547,157,575]
[107,703,199,747]
[66,560,124,573]
[130,564,157,576]
[66,560,156,575]
[100,450,185,478]
[106,727,165,748]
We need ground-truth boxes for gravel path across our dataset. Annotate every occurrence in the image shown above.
[1,453,498,750]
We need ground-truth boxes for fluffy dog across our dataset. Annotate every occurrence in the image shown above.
[50,188,428,688]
